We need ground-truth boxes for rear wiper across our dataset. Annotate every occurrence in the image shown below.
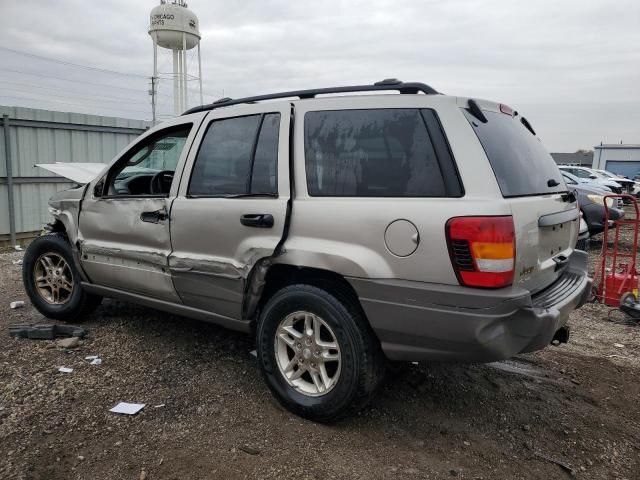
[467,99,488,123]
[521,117,536,135]
[224,193,278,198]
[547,179,560,187]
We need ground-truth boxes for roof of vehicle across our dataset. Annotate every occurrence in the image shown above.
[182,79,441,115]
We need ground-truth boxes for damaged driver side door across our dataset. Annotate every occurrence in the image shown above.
[78,121,199,301]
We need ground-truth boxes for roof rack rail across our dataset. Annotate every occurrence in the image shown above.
[182,79,440,115]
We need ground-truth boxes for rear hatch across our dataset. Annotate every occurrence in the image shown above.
[462,104,578,293]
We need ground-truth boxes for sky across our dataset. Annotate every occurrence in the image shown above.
[0,0,638,152]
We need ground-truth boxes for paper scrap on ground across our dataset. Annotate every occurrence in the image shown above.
[153,404,165,408]
[12,259,22,265]
[14,245,23,251]
[58,367,73,373]
[85,355,102,365]
[110,402,145,415]
[249,350,257,358]
[10,301,25,309]
[614,343,625,348]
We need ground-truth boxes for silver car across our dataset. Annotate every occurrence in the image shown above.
[23,80,591,421]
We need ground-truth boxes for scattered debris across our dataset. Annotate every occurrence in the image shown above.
[239,445,260,455]
[58,367,73,374]
[77,455,85,461]
[85,355,102,365]
[56,337,80,349]
[614,343,625,348]
[9,301,24,309]
[12,259,22,265]
[534,451,575,477]
[9,323,87,340]
[109,402,145,415]
[249,349,257,358]
[153,404,166,408]
[14,245,23,251]
[139,469,148,480]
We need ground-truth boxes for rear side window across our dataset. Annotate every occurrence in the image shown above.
[462,109,564,197]
[188,113,280,196]
[304,109,461,197]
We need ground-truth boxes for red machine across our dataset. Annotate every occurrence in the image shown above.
[595,194,640,306]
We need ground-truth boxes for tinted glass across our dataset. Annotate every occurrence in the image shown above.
[189,115,261,196]
[251,113,280,194]
[304,109,447,197]
[463,110,564,197]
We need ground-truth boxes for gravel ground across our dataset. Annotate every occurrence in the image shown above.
[1,246,639,480]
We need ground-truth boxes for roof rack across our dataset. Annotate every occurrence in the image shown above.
[182,79,440,115]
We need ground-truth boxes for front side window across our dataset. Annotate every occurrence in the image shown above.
[106,125,191,196]
[304,109,459,197]
[189,113,281,196]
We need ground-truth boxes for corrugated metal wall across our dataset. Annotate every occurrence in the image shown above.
[0,105,150,242]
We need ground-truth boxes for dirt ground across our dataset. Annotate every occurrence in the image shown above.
[1,246,639,480]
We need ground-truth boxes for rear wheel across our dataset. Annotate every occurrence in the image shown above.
[256,284,385,422]
[22,234,102,321]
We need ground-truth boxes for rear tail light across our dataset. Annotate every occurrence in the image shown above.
[446,216,515,288]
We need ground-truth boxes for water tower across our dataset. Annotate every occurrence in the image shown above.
[149,0,202,118]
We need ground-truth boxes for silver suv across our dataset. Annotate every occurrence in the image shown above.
[23,80,591,421]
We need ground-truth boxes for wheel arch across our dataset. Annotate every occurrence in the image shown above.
[244,262,369,329]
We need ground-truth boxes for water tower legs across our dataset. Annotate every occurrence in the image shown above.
[173,49,180,114]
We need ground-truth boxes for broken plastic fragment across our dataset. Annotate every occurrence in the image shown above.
[58,367,73,373]
[109,402,145,415]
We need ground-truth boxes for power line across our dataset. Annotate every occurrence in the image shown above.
[0,67,153,95]
[0,94,151,117]
[0,80,151,104]
[0,46,147,78]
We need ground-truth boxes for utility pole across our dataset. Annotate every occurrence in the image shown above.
[149,76,157,125]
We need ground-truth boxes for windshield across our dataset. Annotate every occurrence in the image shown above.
[463,109,565,197]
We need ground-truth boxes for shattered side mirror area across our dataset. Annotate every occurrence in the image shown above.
[93,177,105,198]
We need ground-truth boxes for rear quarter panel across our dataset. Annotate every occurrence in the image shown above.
[280,95,509,284]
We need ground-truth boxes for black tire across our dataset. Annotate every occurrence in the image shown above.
[256,284,385,422]
[22,233,102,322]
[576,238,589,251]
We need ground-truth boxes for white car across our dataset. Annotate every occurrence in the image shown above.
[558,166,623,194]
[594,169,639,196]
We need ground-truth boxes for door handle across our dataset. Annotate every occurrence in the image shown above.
[240,213,274,228]
[140,207,168,224]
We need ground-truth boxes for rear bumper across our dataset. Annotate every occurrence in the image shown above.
[348,250,592,362]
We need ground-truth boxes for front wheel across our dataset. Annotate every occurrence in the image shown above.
[256,284,385,422]
[22,234,102,322]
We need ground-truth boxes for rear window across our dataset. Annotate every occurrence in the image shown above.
[304,109,462,197]
[463,109,565,197]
